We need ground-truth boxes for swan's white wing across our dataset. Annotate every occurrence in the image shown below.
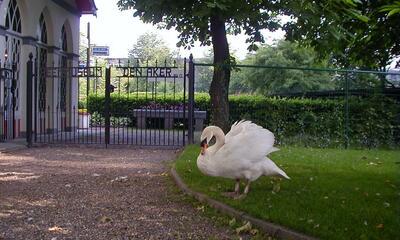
[217,121,276,164]
[225,120,245,143]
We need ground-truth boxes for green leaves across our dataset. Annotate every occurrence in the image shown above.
[117,0,281,50]
[379,1,400,17]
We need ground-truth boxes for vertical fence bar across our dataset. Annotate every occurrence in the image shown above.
[105,67,111,146]
[26,53,33,147]
[33,57,38,143]
[344,72,350,149]
[188,54,195,144]
[183,58,187,146]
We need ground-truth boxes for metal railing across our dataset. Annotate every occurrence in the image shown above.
[193,62,400,149]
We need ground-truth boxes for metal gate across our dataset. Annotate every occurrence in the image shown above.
[0,63,16,142]
[29,57,194,147]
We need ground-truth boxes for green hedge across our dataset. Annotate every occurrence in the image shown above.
[87,93,399,148]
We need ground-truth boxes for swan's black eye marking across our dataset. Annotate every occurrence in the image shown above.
[200,138,207,147]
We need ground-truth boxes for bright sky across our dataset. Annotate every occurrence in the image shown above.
[80,0,285,60]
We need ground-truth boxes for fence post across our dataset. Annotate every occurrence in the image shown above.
[188,54,195,144]
[26,53,33,147]
[183,57,187,146]
[104,67,111,146]
[344,72,349,149]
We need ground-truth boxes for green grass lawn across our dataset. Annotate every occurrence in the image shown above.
[175,145,400,240]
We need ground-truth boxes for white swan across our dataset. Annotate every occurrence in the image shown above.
[197,120,289,198]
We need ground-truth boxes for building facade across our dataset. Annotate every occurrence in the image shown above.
[0,0,96,141]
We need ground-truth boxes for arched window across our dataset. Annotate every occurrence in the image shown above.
[59,24,68,111]
[4,0,22,115]
[38,13,48,111]
[39,14,47,44]
[5,0,22,33]
[61,24,68,52]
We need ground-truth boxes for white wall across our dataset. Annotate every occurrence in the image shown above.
[0,0,82,135]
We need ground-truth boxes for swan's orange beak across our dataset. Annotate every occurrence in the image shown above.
[200,144,208,155]
[200,139,208,155]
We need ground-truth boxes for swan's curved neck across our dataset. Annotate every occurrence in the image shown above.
[208,126,225,153]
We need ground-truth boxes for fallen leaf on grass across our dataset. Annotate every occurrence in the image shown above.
[376,224,384,229]
[229,218,236,227]
[196,205,205,212]
[236,221,252,235]
[272,183,281,193]
[250,228,259,235]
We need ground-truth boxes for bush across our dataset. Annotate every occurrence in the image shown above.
[87,93,399,148]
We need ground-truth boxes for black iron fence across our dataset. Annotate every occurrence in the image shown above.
[0,62,16,142]
[192,62,400,149]
[23,54,400,149]
[25,56,196,147]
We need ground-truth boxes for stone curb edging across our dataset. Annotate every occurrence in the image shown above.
[170,167,318,240]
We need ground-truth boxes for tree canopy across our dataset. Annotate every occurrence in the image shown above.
[128,32,176,64]
[284,0,400,69]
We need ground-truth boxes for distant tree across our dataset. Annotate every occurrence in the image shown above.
[128,32,175,64]
[125,32,181,93]
[243,41,334,95]
[79,32,88,64]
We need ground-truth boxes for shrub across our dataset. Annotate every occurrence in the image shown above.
[87,93,399,148]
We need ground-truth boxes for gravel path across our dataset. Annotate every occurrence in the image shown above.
[0,147,234,240]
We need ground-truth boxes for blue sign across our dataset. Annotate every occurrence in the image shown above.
[92,46,109,56]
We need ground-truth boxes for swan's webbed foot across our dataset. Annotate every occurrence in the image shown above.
[221,179,240,198]
[233,180,251,200]
[222,192,239,198]
[233,194,247,200]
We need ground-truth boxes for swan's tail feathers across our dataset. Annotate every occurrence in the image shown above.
[263,158,290,179]
[269,147,280,154]
[277,168,290,180]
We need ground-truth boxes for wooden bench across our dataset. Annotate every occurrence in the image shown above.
[132,109,207,130]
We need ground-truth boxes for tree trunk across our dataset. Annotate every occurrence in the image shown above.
[209,14,231,133]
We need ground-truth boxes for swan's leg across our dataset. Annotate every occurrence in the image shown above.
[222,179,240,198]
[243,180,251,194]
[234,180,251,200]
[234,179,240,194]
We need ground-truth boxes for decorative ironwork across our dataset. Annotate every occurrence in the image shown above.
[38,13,48,111]
[59,24,68,111]
[0,66,15,141]
[34,59,190,147]
[5,0,21,33]
[2,0,21,140]
[46,66,103,78]
[60,56,68,111]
